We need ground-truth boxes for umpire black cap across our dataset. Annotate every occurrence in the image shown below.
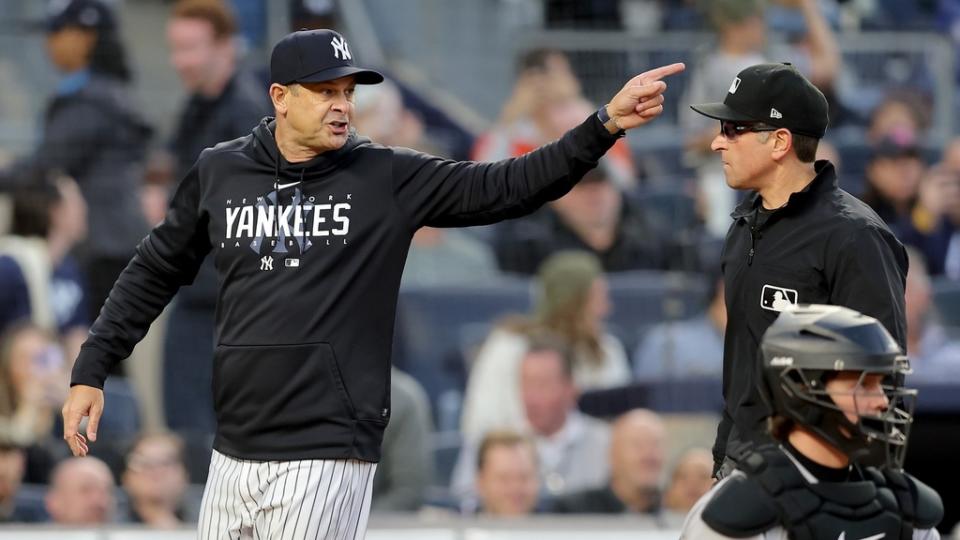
[270,29,384,86]
[46,0,116,33]
[690,63,829,139]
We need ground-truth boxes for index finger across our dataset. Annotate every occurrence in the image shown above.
[634,62,686,84]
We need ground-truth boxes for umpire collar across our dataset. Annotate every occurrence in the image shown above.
[731,160,838,220]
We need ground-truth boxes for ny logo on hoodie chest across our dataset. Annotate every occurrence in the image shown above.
[219,187,353,266]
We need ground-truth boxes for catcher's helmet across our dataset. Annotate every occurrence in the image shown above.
[759,304,915,469]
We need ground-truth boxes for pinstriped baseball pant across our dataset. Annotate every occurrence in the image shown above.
[198,450,378,540]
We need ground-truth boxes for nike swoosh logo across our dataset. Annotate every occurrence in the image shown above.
[277,181,301,190]
[838,533,885,540]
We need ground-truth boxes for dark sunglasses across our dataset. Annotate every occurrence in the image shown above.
[720,121,779,140]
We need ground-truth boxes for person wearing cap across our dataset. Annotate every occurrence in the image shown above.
[27,0,154,330]
[861,133,926,227]
[59,27,684,539]
[493,161,668,275]
[689,63,908,481]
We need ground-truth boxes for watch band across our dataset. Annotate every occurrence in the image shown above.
[597,105,625,137]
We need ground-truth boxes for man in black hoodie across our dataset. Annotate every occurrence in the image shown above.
[61,28,684,539]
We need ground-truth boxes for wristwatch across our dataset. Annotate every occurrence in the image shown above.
[597,104,625,137]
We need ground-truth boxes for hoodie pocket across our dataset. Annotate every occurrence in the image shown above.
[212,342,357,447]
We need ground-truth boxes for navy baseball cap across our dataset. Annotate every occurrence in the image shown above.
[270,29,384,86]
[690,63,829,139]
[46,0,115,32]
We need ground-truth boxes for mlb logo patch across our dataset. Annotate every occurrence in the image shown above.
[285,258,300,268]
[760,284,798,312]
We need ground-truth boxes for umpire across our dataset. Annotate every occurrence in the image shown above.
[60,28,684,540]
[689,63,908,478]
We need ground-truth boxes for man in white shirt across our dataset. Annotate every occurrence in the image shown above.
[452,335,609,501]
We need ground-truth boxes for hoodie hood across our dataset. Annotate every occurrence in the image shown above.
[251,117,370,180]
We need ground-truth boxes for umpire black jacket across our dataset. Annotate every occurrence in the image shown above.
[71,114,620,462]
[714,160,908,469]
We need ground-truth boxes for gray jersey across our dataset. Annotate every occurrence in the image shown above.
[680,453,941,540]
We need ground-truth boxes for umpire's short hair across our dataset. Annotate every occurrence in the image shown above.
[792,132,820,163]
[476,430,536,472]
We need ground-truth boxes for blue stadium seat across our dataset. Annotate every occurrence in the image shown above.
[12,483,49,523]
[628,183,698,234]
[579,378,723,417]
[392,278,533,426]
[430,430,462,494]
[933,277,960,327]
[604,270,709,354]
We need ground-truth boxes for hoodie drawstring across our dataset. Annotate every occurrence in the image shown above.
[272,164,307,255]
[298,168,306,252]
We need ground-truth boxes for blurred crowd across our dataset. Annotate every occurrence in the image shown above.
[0,0,959,532]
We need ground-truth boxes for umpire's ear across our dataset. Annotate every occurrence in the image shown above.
[269,83,294,117]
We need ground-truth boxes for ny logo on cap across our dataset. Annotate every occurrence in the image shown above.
[331,36,352,60]
[729,77,741,94]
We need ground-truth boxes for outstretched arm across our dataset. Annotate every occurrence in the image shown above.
[392,63,685,229]
[63,160,211,456]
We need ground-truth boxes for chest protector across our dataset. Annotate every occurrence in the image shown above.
[702,444,943,539]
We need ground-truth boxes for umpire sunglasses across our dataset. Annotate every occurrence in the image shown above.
[720,120,779,140]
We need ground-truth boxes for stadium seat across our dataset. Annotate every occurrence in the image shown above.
[604,270,709,354]
[933,277,960,327]
[392,278,533,427]
[579,378,723,417]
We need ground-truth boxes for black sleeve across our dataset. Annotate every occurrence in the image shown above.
[827,224,908,349]
[712,409,734,475]
[391,113,619,229]
[71,160,211,389]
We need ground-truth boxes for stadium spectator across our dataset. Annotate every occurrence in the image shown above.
[473,431,541,516]
[460,251,630,443]
[120,432,192,527]
[452,336,610,501]
[0,441,44,522]
[371,368,435,512]
[472,49,636,188]
[0,258,31,337]
[400,226,501,288]
[862,133,927,229]
[35,0,152,327]
[1,168,90,361]
[633,271,725,380]
[551,408,665,514]
[161,0,272,435]
[901,247,960,381]
[494,163,667,274]
[0,323,67,449]
[44,456,115,525]
[0,323,68,484]
[898,165,960,276]
[661,447,713,516]
[354,78,437,152]
[931,140,960,279]
[865,92,929,145]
